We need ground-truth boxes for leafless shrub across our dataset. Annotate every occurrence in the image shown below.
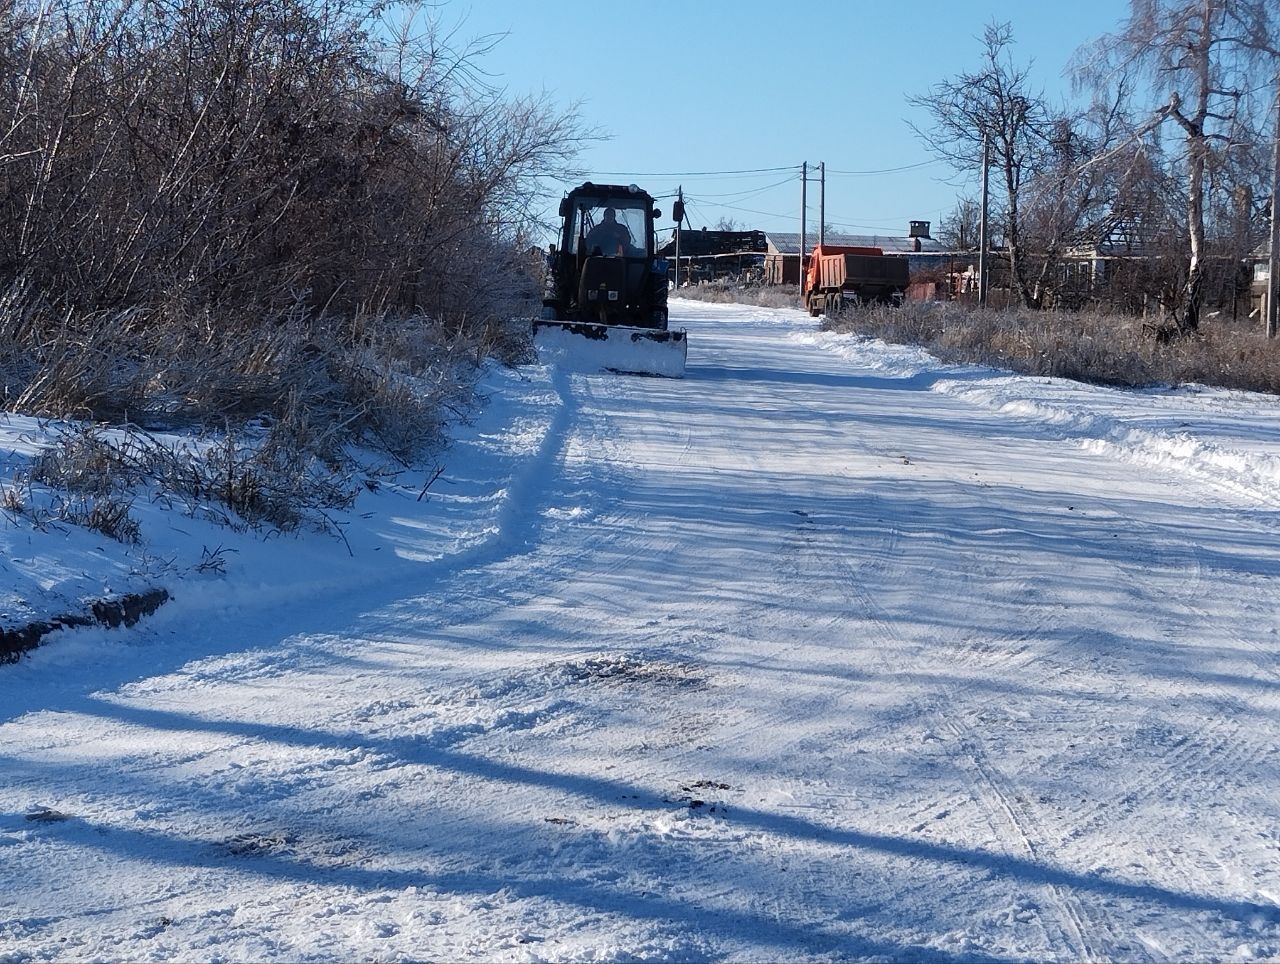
[193,545,235,575]
[0,0,590,535]
[0,0,582,323]
[823,301,1280,394]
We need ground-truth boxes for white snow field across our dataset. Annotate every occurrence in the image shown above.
[3,298,1280,961]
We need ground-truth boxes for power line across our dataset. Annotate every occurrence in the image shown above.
[691,175,798,200]
[826,159,939,176]
[701,199,796,220]
[565,164,800,179]
[683,199,713,229]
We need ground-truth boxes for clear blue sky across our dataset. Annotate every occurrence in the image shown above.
[443,0,1128,241]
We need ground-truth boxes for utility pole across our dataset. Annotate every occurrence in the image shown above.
[978,132,990,308]
[675,185,683,291]
[819,161,825,247]
[800,162,807,285]
[1268,76,1279,339]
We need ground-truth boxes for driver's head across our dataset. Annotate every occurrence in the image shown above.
[602,207,617,223]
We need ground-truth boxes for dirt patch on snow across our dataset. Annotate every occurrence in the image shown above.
[551,653,708,690]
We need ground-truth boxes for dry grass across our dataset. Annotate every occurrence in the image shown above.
[0,294,520,536]
[680,280,1280,394]
[17,424,340,540]
[822,300,1280,395]
[676,281,804,311]
[5,434,143,543]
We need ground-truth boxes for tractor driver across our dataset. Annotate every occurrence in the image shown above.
[584,207,633,256]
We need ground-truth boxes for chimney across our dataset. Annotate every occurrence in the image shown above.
[909,220,931,239]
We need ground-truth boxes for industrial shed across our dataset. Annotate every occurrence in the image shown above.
[660,229,769,285]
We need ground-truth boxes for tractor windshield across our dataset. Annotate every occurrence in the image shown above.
[569,199,648,257]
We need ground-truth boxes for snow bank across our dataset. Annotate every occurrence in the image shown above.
[798,327,1280,506]
[0,361,566,661]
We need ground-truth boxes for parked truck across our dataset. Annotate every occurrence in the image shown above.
[802,244,910,316]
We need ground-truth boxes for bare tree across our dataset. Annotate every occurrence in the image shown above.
[1077,0,1279,332]
[909,22,1049,307]
[1020,89,1135,307]
[938,196,983,251]
[0,0,592,323]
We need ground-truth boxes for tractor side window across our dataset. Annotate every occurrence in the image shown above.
[571,201,647,257]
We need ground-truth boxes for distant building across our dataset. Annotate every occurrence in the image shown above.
[659,229,768,285]
[1250,239,1271,319]
[656,229,767,258]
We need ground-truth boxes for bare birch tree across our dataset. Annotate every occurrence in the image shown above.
[1077,0,1279,332]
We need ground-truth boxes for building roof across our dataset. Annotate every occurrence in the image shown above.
[766,231,944,255]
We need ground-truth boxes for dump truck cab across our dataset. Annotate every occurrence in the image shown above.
[542,182,670,330]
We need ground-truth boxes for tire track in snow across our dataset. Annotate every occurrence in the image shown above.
[775,479,1107,958]
[1007,507,1280,955]
[944,716,1102,961]
[1082,515,1280,923]
[763,327,1128,957]
[802,429,1132,959]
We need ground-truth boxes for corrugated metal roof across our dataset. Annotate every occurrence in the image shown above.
[765,231,945,255]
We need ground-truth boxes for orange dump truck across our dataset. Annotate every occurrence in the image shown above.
[802,244,910,316]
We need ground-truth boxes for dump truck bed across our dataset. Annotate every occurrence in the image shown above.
[817,253,910,293]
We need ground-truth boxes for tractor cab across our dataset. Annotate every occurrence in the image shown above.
[568,197,648,259]
[543,182,669,330]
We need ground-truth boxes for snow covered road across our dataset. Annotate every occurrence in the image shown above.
[4,300,1280,961]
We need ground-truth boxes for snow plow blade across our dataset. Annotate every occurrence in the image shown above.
[533,321,687,378]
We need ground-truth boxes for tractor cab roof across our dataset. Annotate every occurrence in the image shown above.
[565,182,655,204]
